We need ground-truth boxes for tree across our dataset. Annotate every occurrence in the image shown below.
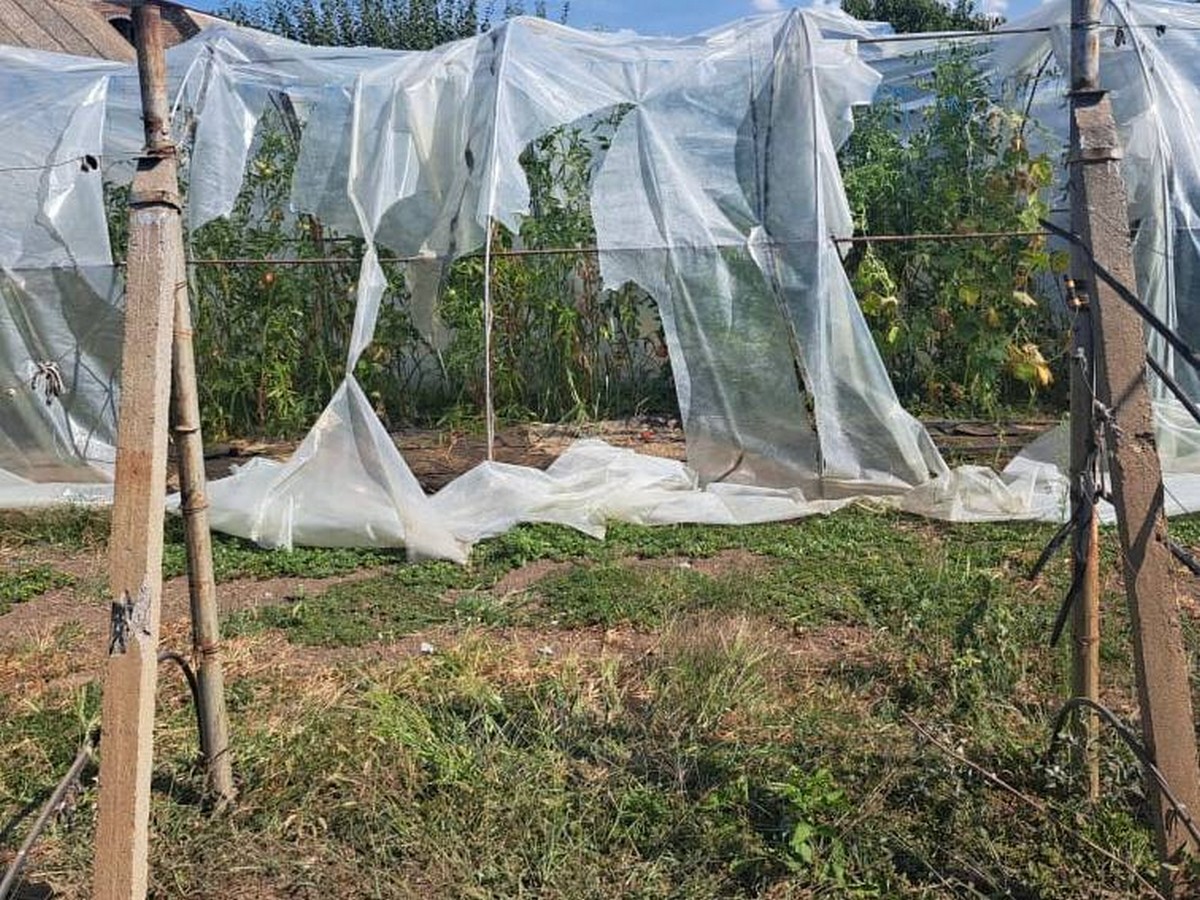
[220,0,570,50]
[841,0,997,34]
[219,0,481,49]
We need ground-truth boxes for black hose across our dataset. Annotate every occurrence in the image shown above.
[0,651,206,899]
[1146,352,1200,429]
[1028,514,1076,582]
[1040,219,1200,377]
[1168,538,1200,577]
[158,649,205,760]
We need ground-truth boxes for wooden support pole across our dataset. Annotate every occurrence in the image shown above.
[171,248,235,804]
[1069,0,1200,890]
[482,218,497,462]
[1066,0,1103,804]
[92,3,179,897]
[1067,286,1101,802]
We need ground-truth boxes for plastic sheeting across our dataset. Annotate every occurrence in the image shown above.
[183,10,961,559]
[864,0,1200,519]
[3,2,1200,557]
[0,46,130,497]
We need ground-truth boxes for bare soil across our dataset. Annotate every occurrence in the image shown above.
[3,416,1053,705]
[189,416,1052,492]
[192,417,689,492]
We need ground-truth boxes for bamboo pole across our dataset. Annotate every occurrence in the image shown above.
[1067,288,1101,801]
[171,249,235,804]
[1071,480,1102,799]
[483,218,497,461]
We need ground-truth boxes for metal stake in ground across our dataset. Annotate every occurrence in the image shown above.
[1069,0,1200,890]
[92,3,183,897]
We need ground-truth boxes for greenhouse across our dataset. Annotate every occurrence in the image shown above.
[2,0,1200,560]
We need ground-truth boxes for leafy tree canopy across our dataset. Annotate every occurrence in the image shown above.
[220,0,569,51]
[841,0,997,34]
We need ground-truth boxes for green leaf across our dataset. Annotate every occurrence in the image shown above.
[789,820,815,863]
[1029,157,1053,187]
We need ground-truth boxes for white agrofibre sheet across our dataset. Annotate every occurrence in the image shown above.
[0,47,129,498]
[865,0,1200,523]
[4,2,1200,556]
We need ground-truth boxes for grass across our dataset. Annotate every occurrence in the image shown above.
[0,508,111,551]
[160,517,400,581]
[0,507,398,588]
[0,505,1194,897]
[0,565,75,616]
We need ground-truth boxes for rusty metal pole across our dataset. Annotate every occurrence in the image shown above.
[92,3,179,897]
[1069,0,1200,891]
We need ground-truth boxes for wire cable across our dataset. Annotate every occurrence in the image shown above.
[0,152,141,176]
[1047,697,1200,848]
[1041,219,1200,377]
[0,730,98,900]
[171,230,1050,268]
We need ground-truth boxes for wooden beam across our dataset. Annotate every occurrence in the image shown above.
[1069,0,1200,889]
[92,3,181,897]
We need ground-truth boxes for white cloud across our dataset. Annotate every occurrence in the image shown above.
[751,0,784,11]
[980,0,1009,15]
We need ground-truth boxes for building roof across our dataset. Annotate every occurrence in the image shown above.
[0,0,136,61]
[96,1,221,47]
[0,0,225,62]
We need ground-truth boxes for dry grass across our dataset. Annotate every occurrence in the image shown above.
[4,508,1196,897]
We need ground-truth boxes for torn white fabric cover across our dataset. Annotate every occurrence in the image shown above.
[907,0,1200,516]
[0,48,129,489]
[176,10,977,555]
[2,3,1200,559]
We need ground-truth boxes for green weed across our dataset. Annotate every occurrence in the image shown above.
[0,565,75,615]
[0,507,1178,897]
[224,563,468,645]
[161,531,396,582]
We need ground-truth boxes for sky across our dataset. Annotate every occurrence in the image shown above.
[182,0,1046,36]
